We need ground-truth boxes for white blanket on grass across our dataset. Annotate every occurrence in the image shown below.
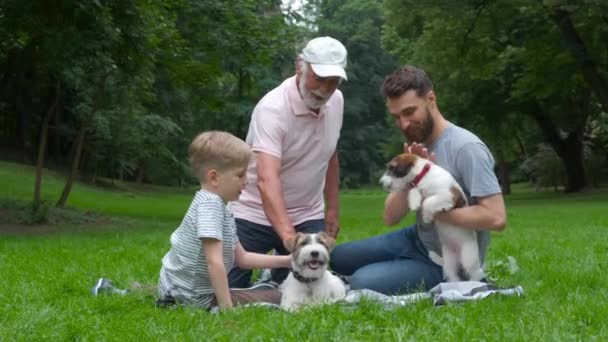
[212,281,523,313]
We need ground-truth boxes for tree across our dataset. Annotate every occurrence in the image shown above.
[382,0,607,192]
[307,0,399,186]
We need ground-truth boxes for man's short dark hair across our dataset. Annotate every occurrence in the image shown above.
[381,65,433,99]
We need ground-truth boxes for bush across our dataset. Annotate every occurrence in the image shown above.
[520,144,565,191]
[0,198,104,225]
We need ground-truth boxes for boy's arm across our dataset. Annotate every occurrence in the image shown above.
[202,238,232,309]
[234,243,291,270]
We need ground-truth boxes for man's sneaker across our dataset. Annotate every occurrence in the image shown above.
[91,278,127,296]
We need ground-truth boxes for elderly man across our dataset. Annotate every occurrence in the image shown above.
[330,65,507,294]
[228,37,348,288]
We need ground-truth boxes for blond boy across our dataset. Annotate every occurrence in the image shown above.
[157,131,291,309]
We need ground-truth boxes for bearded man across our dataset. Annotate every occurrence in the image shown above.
[228,37,347,288]
[329,65,507,294]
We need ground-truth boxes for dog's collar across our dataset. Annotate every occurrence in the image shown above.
[410,162,432,187]
[292,270,319,283]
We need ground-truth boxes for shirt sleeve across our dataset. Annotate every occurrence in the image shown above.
[250,106,286,159]
[195,198,226,241]
[454,142,502,198]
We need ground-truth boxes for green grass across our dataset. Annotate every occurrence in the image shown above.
[1,160,607,340]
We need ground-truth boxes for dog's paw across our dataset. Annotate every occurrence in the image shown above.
[421,209,435,223]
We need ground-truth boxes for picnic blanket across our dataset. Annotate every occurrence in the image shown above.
[210,281,523,313]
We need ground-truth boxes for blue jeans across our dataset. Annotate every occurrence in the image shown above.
[330,225,443,295]
[228,218,325,288]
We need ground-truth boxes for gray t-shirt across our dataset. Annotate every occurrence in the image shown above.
[158,190,238,308]
[417,122,502,265]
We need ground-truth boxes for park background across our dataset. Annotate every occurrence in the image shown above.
[1,0,607,340]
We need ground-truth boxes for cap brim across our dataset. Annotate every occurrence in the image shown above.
[310,64,347,80]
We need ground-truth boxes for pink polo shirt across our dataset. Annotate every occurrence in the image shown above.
[230,76,343,226]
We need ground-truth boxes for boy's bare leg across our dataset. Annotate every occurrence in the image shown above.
[211,289,282,307]
[130,282,158,296]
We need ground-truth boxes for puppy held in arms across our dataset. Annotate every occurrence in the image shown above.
[380,153,484,282]
[280,233,346,311]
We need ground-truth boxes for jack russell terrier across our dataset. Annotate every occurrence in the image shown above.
[279,232,346,311]
[380,152,483,282]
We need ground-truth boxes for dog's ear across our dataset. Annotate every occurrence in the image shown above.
[285,233,303,252]
[318,232,336,251]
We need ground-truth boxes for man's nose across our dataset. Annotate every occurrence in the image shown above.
[319,79,339,93]
[399,117,411,130]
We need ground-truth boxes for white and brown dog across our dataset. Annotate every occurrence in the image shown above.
[379,153,483,282]
[279,232,346,311]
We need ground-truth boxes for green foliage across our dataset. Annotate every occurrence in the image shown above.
[382,0,608,190]
[315,0,399,186]
[520,144,566,190]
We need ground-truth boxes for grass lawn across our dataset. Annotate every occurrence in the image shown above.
[1,160,607,340]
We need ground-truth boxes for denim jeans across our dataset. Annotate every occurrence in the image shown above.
[228,218,325,288]
[330,225,443,295]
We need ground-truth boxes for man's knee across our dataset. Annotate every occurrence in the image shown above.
[349,272,381,292]
[329,244,350,275]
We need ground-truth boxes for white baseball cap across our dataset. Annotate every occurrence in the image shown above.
[301,36,348,80]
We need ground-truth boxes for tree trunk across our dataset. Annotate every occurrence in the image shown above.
[34,80,61,208]
[549,9,608,113]
[528,107,586,192]
[136,161,146,184]
[56,124,87,207]
[56,75,107,207]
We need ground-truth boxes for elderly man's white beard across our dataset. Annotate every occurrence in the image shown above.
[299,68,332,110]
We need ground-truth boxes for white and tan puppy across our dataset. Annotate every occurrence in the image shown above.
[380,153,483,282]
[280,233,346,311]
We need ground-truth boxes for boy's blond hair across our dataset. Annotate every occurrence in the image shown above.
[189,131,252,182]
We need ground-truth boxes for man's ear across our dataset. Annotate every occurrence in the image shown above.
[285,233,303,252]
[427,90,436,106]
[318,232,336,251]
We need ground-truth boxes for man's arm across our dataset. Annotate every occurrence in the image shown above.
[324,151,340,238]
[234,243,291,269]
[383,142,432,226]
[256,152,297,248]
[383,189,411,226]
[202,238,232,309]
[435,193,506,231]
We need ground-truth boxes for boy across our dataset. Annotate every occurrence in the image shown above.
[94,131,291,310]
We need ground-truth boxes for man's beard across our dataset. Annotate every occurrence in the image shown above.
[299,69,331,110]
[404,107,434,143]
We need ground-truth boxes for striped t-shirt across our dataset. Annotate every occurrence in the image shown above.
[158,190,238,308]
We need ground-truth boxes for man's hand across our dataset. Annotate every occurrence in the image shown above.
[281,231,298,252]
[325,209,340,239]
[404,142,436,162]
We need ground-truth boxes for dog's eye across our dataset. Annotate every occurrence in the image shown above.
[387,163,395,172]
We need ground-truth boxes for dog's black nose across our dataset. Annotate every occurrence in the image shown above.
[311,251,319,258]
